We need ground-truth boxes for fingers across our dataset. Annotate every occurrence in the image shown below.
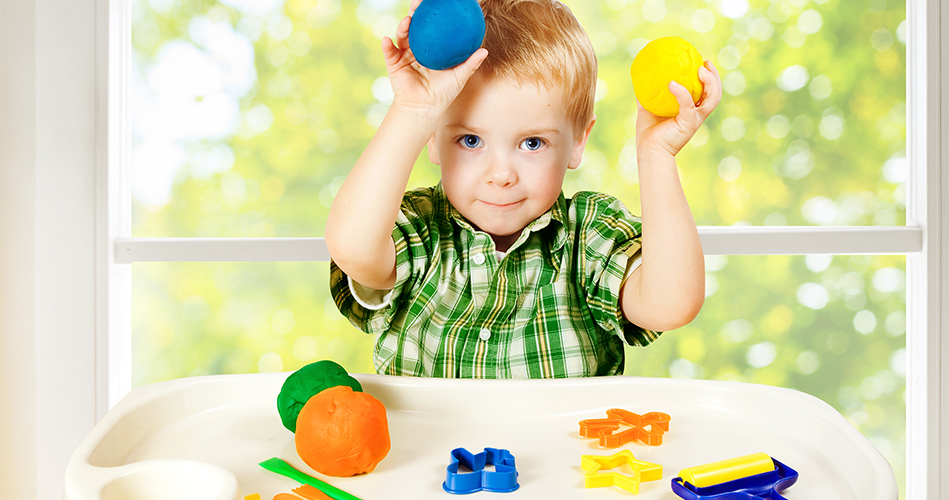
[408,0,423,16]
[698,61,721,99]
[696,60,722,117]
[393,15,411,51]
[461,48,488,73]
[382,36,399,60]
[382,31,418,75]
[449,48,488,87]
[669,80,697,118]
[703,59,720,78]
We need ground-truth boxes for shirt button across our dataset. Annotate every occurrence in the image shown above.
[479,328,491,341]
[473,253,486,265]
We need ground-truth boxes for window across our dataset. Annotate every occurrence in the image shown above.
[104,0,944,498]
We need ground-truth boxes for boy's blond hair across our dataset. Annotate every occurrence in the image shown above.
[478,0,597,138]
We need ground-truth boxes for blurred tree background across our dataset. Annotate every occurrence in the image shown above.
[131,0,906,495]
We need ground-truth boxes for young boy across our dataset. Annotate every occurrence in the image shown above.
[325,0,721,378]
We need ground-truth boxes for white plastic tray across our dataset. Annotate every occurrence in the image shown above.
[65,373,897,499]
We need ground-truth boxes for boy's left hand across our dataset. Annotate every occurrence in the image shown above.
[636,60,722,157]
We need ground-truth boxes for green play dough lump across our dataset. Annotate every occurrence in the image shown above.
[277,360,362,433]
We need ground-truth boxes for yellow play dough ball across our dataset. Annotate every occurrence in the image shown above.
[630,36,705,117]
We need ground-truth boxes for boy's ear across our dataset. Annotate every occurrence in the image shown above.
[427,135,440,165]
[568,116,596,170]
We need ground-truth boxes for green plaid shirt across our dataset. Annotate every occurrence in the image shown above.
[330,183,660,378]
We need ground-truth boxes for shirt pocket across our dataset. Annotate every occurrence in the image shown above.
[514,280,570,335]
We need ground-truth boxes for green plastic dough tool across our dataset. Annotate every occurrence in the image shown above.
[259,457,363,500]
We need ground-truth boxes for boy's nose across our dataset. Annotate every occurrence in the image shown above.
[484,159,516,187]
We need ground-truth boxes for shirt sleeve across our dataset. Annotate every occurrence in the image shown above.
[329,189,435,335]
[574,192,662,347]
[348,277,393,310]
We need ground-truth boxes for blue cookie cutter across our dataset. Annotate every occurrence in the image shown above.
[443,447,519,494]
[670,457,799,500]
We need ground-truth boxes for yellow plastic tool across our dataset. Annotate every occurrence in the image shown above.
[677,452,775,487]
[580,449,663,495]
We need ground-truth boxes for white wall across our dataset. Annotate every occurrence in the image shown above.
[1,0,39,498]
[1,0,99,498]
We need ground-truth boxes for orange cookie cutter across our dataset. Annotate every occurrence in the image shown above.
[579,409,671,447]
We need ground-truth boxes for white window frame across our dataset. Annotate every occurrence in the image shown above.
[0,0,943,497]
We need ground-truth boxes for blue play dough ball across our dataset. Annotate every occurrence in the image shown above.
[408,0,486,71]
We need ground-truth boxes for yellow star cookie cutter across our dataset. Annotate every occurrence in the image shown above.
[581,449,663,495]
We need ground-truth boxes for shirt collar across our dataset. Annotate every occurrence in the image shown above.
[435,182,568,254]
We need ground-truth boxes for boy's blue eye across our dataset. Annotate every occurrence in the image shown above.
[461,135,482,148]
[521,137,545,151]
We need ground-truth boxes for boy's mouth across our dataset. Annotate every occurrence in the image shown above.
[480,199,524,208]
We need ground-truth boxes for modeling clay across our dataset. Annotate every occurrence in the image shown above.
[273,494,303,500]
[408,0,486,70]
[630,36,705,117]
[293,484,334,500]
[679,452,774,487]
[295,385,391,477]
[277,360,363,433]
[244,494,262,500]
[581,450,663,495]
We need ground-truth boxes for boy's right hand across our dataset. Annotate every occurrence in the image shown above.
[382,0,488,119]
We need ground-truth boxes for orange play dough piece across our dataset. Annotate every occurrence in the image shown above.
[295,385,391,477]
[292,485,334,500]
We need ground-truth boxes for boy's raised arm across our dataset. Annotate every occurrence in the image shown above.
[325,3,487,291]
[620,60,722,332]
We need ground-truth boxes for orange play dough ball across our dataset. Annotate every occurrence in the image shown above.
[630,36,705,117]
[295,385,391,477]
